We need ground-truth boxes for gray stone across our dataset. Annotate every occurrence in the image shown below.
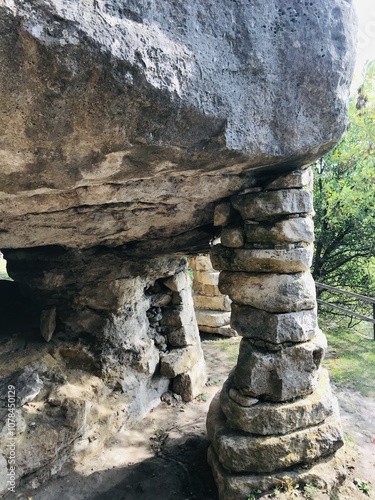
[220,227,244,248]
[160,346,202,378]
[167,323,199,347]
[198,325,238,337]
[164,270,189,292]
[245,217,314,245]
[211,244,313,273]
[0,0,355,251]
[207,445,346,500]
[40,307,57,342]
[232,189,313,221]
[214,202,235,227]
[231,304,318,343]
[219,271,316,313]
[207,393,344,474]
[264,168,313,190]
[195,310,231,328]
[228,387,258,407]
[233,332,327,402]
[0,454,8,497]
[172,355,207,402]
[221,369,335,435]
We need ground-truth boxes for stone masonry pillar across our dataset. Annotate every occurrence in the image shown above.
[207,168,345,499]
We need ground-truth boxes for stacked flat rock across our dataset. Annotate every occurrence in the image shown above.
[189,255,237,337]
[207,168,345,499]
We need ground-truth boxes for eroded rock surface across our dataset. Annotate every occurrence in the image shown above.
[0,0,356,251]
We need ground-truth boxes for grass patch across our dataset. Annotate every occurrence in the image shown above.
[202,336,240,363]
[323,319,375,398]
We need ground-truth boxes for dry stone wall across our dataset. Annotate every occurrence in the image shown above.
[207,167,345,498]
[189,255,237,337]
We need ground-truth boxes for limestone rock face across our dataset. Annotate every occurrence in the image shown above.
[0,0,356,251]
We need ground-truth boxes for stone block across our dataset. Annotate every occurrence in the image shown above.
[189,255,213,271]
[264,168,313,190]
[207,394,344,474]
[193,270,219,286]
[167,322,200,347]
[199,324,238,337]
[231,304,318,343]
[193,293,231,312]
[245,217,314,246]
[214,202,234,227]
[207,445,346,500]
[221,227,244,248]
[160,345,202,378]
[192,281,220,296]
[172,355,207,401]
[232,189,313,220]
[164,270,189,292]
[233,331,327,402]
[211,244,313,273]
[40,307,57,342]
[245,217,314,245]
[221,369,335,435]
[219,271,316,313]
[195,309,231,328]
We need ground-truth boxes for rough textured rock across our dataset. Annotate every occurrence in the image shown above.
[211,244,313,273]
[207,394,344,474]
[220,227,245,248]
[231,304,318,344]
[232,189,313,221]
[192,294,231,313]
[221,370,335,435]
[195,310,231,329]
[0,0,356,251]
[160,345,202,378]
[233,332,326,402]
[245,217,315,245]
[219,271,316,313]
[207,445,346,500]
[172,355,207,402]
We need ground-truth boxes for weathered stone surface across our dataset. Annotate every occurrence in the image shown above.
[195,310,231,329]
[207,445,346,500]
[264,168,313,191]
[245,217,314,245]
[172,355,207,402]
[0,0,356,251]
[193,294,231,312]
[232,189,313,221]
[164,270,189,292]
[192,282,220,297]
[233,331,327,402]
[211,244,313,273]
[222,369,335,435]
[167,323,199,347]
[198,325,238,337]
[193,271,219,286]
[220,227,244,248]
[40,307,57,342]
[228,387,259,408]
[219,271,316,313]
[160,346,202,378]
[214,202,235,227]
[189,255,213,272]
[207,394,344,474]
[231,304,318,343]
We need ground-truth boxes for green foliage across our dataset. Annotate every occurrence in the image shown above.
[312,61,375,303]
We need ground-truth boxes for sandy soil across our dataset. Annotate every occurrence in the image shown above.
[16,335,375,500]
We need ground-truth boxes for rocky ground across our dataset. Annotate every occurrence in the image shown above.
[13,335,375,500]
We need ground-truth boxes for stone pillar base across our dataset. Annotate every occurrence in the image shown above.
[207,445,346,500]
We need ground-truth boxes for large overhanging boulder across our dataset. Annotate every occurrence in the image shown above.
[0,0,356,252]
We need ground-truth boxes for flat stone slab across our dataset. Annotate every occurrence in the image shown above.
[232,189,313,220]
[211,244,313,273]
[230,304,318,343]
[219,271,316,313]
[193,270,219,286]
[245,217,314,245]
[233,331,327,402]
[160,345,202,378]
[199,324,238,337]
[195,309,231,328]
[207,393,344,474]
[193,294,231,312]
[207,445,346,500]
[264,168,313,191]
[221,369,335,435]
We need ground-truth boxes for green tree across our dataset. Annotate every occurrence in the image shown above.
[312,61,375,302]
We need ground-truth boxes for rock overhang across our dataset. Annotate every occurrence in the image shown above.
[0,0,356,252]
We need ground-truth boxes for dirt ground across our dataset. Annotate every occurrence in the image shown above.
[18,335,375,500]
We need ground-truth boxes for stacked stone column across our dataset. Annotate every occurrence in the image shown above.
[207,168,345,499]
